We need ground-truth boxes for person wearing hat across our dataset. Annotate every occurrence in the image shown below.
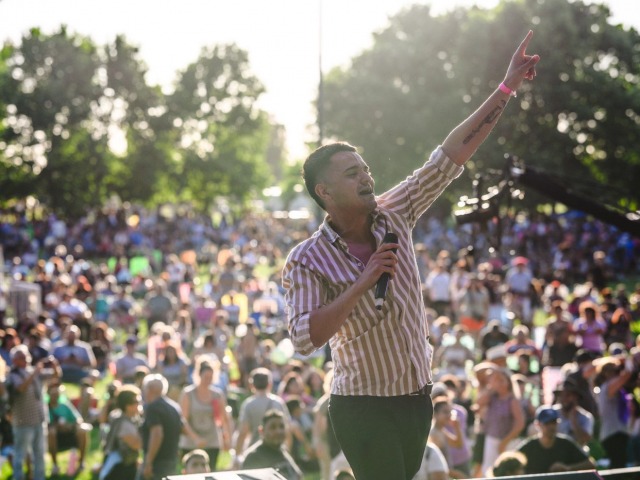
[553,379,594,446]
[114,336,149,384]
[594,355,634,469]
[516,406,594,474]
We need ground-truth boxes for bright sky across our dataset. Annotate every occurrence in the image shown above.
[0,0,637,160]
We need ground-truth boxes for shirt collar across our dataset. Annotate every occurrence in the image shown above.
[320,208,387,246]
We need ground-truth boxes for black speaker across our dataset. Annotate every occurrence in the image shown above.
[164,467,287,480]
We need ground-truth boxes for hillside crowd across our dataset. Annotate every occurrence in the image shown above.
[0,205,639,480]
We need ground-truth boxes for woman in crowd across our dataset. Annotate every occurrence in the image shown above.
[155,341,189,401]
[477,367,525,476]
[573,301,607,354]
[101,385,142,480]
[178,355,232,471]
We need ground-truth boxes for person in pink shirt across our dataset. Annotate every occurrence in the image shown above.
[573,301,607,354]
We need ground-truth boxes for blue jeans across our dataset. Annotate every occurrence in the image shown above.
[12,423,46,480]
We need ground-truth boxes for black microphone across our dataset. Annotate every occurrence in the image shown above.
[375,232,398,310]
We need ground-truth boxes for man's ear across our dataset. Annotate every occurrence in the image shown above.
[258,424,264,436]
[315,183,330,203]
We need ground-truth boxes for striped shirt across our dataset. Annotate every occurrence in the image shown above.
[283,146,463,396]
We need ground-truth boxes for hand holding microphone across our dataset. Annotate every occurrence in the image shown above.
[375,232,398,310]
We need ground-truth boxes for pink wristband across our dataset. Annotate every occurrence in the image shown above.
[499,82,517,97]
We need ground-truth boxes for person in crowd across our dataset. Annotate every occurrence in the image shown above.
[458,273,490,335]
[553,378,594,447]
[505,257,534,326]
[311,370,343,480]
[565,349,600,419]
[178,355,232,471]
[542,300,577,367]
[283,32,539,479]
[1,329,20,367]
[412,442,449,480]
[286,395,318,472]
[89,321,113,373]
[71,377,100,426]
[303,368,326,403]
[101,385,142,480]
[573,301,607,354]
[516,406,594,474]
[192,330,225,365]
[235,320,262,389]
[241,409,303,480]
[6,345,61,480]
[140,374,196,480]
[47,381,91,475]
[434,324,475,378]
[114,336,149,384]
[424,261,453,318]
[488,451,527,477]
[51,324,97,383]
[470,361,493,477]
[477,366,525,475]
[181,449,211,475]
[480,321,509,359]
[437,375,473,477]
[154,340,189,401]
[504,325,538,359]
[627,396,640,467]
[594,355,634,468]
[235,368,291,458]
[24,327,50,365]
[144,282,177,332]
[428,395,463,476]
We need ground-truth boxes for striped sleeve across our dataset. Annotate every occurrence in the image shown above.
[283,247,325,356]
[379,146,464,225]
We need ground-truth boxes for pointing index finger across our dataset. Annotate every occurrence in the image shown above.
[517,30,534,56]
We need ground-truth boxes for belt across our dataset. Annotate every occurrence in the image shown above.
[408,383,433,396]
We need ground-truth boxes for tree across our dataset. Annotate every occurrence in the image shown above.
[321,0,640,211]
[0,31,277,216]
[165,43,272,211]
[0,27,109,217]
[100,35,176,204]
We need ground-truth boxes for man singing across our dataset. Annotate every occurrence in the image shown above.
[283,31,539,480]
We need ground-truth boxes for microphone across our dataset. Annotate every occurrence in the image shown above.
[375,232,398,310]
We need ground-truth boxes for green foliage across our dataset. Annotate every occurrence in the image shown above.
[321,0,640,210]
[166,44,272,210]
[0,29,276,216]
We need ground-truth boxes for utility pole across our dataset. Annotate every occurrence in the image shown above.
[317,0,324,147]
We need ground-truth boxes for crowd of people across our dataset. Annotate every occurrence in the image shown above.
[0,202,639,480]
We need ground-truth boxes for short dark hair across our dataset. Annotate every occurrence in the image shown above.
[116,385,141,410]
[303,142,357,209]
[250,367,272,390]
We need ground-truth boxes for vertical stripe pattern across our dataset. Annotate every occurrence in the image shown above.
[283,146,463,396]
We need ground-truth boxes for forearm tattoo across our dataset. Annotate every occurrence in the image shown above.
[463,99,507,144]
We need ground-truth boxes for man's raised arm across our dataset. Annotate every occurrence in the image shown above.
[442,30,540,166]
